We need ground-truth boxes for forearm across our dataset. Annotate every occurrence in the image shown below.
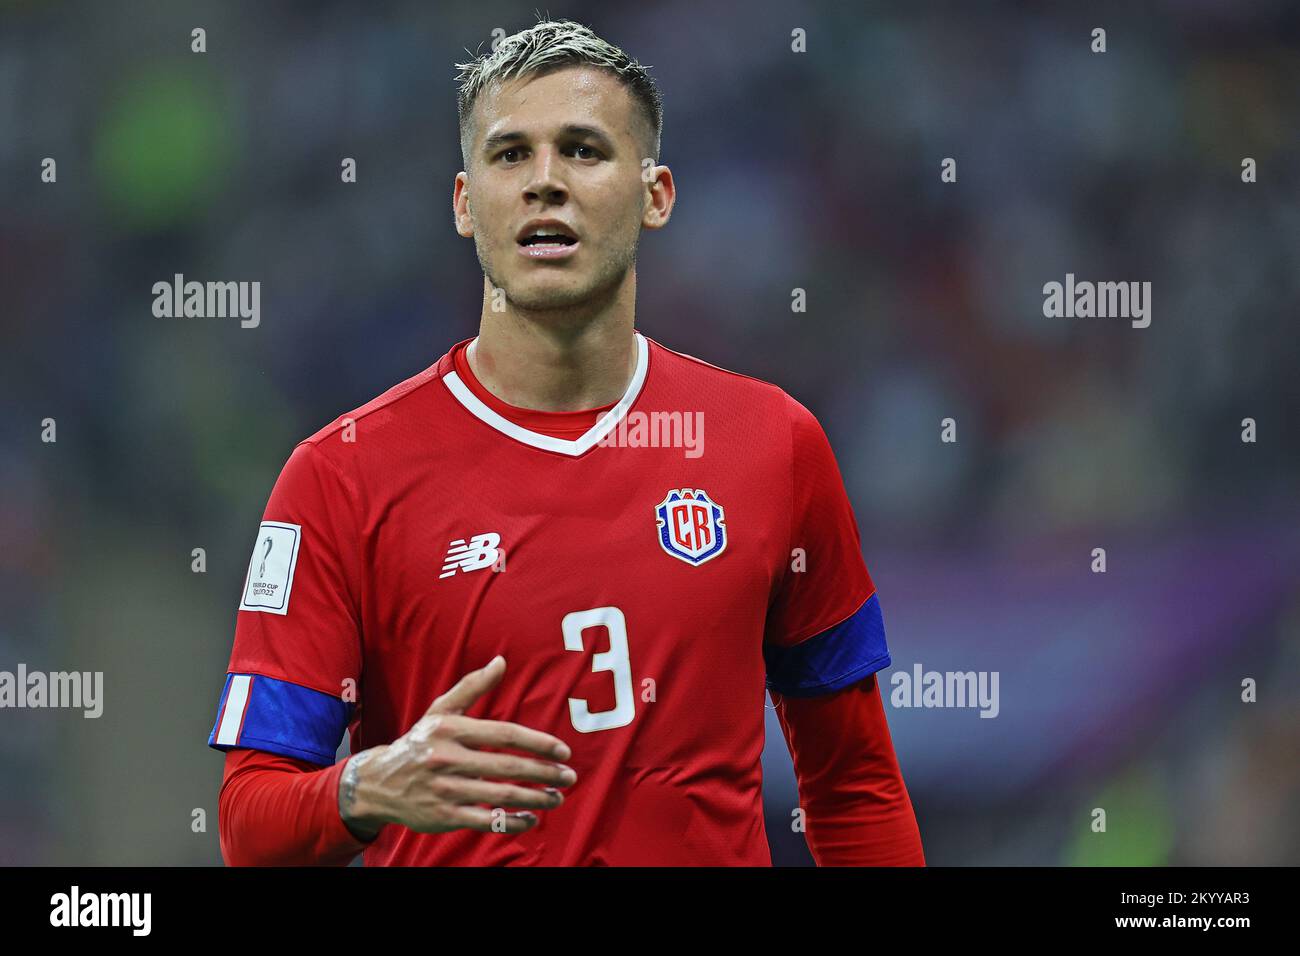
[218,748,380,866]
[773,674,925,866]
[791,775,925,866]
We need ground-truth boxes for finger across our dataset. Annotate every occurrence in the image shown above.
[426,655,506,717]
[452,716,572,761]
[440,777,565,811]
[448,749,578,788]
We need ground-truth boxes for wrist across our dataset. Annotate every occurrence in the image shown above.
[338,746,388,841]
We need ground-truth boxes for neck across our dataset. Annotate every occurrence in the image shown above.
[468,272,638,411]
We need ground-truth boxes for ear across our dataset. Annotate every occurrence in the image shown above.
[453,171,474,238]
[641,164,675,231]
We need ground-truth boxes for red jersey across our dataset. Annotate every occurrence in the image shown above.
[208,331,891,865]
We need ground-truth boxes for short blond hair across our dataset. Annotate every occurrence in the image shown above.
[455,18,663,166]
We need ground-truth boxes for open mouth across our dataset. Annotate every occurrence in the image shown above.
[517,232,580,259]
[518,233,578,248]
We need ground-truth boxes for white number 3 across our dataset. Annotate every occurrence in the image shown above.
[561,606,635,733]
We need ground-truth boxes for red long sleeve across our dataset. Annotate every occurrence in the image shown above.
[216,345,608,867]
[218,747,379,866]
[771,674,925,866]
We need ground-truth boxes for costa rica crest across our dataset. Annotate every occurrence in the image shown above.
[655,489,727,566]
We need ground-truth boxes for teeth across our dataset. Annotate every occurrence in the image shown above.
[521,230,575,246]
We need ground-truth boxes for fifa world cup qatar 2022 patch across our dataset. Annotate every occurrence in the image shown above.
[655,489,727,566]
[239,521,302,615]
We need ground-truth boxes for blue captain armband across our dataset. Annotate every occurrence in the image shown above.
[764,593,891,698]
[207,673,351,766]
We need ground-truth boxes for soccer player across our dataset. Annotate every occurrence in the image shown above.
[208,18,924,866]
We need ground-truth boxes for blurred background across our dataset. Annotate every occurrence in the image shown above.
[1,0,1297,865]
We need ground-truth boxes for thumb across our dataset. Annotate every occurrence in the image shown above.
[426,655,506,716]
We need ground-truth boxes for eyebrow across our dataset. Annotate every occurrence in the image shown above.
[481,124,616,156]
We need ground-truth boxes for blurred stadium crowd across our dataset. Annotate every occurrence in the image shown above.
[1,0,1297,864]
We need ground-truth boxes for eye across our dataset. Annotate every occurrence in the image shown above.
[499,147,524,163]
[572,144,601,160]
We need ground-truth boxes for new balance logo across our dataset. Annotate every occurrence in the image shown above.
[440,532,503,578]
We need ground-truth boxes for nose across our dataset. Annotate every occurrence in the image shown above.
[522,145,568,205]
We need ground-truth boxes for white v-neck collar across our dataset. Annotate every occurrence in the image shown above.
[442,332,649,456]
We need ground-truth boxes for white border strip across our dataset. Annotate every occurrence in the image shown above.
[215,674,253,746]
[442,332,649,456]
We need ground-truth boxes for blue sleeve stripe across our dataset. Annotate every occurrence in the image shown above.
[207,672,350,766]
[764,593,891,697]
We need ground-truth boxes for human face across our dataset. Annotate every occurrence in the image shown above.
[454,66,668,314]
